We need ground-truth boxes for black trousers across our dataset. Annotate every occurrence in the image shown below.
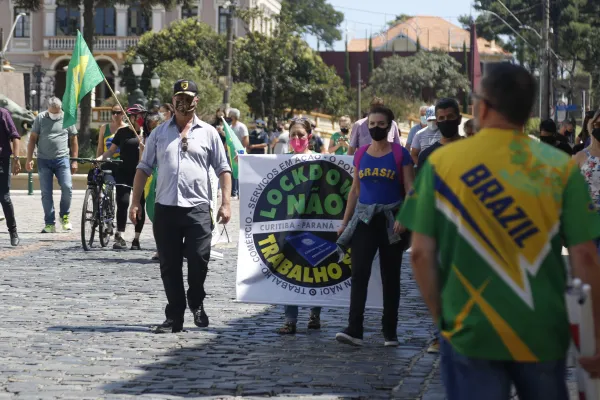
[0,157,16,232]
[348,212,403,338]
[154,203,212,322]
[115,184,145,233]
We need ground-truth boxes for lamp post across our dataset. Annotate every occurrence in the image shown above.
[29,89,36,111]
[129,55,146,107]
[149,72,161,111]
[0,12,26,71]
[222,0,237,111]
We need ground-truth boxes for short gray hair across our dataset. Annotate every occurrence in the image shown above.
[48,97,62,109]
[229,108,240,119]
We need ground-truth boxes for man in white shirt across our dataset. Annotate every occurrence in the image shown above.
[227,108,248,197]
[410,106,441,165]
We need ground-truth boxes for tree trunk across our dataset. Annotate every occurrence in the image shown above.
[79,0,95,153]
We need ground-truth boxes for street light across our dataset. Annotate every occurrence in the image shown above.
[149,72,161,110]
[29,89,36,111]
[0,12,26,71]
[129,56,146,107]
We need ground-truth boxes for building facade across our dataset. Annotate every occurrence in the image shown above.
[1,0,281,110]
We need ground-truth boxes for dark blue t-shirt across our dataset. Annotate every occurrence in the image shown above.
[355,147,412,205]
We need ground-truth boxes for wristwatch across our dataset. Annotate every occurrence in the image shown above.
[13,156,20,161]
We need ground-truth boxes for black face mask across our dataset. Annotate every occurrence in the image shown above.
[592,128,600,142]
[437,119,461,138]
[340,128,349,134]
[369,126,388,142]
[540,135,555,144]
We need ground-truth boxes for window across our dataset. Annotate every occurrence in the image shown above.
[14,9,30,38]
[128,6,151,36]
[218,6,228,34]
[56,2,80,36]
[94,7,116,35]
[181,5,198,19]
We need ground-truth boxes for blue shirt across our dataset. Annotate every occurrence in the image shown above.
[407,123,425,148]
[355,147,411,205]
[138,115,231,208]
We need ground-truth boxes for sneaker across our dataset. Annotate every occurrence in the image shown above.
[41,224,56,233]
[335,328,363,346]
[61,215,72,231]
[384,333,399,347]
[191,304,209,328]
[130,238,141,250]
[9,230,19,247]
[307,314,321,330]
[160,318,174,328]
[427,338,440,353]
[113,235,127,250]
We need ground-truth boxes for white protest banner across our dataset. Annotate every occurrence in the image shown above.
[236,154,383,308]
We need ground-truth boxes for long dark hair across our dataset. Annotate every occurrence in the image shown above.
[581,110,596,141]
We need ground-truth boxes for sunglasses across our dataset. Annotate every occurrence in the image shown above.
[181,137,188,152]
[112,111,123,115]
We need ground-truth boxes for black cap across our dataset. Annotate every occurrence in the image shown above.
[173,79,198,96]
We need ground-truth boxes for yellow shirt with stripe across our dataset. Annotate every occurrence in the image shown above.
[399,127,600,361]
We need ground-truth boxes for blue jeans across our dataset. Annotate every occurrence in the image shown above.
[284,306,321,323]
[232,177,239,196]
[37,157,72,226]
[440,338,568,400]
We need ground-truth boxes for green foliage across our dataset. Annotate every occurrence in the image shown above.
[387,14,412,28]
[369,52,470,102]
[281,0,344,48]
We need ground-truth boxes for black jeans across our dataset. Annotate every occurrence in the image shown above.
[115,185,145,233]
[348,212,403,338]
[0,157,16,232]
[154,203,212,322]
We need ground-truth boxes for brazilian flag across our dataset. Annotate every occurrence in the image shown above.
[62,30,104,129]
[144,168,158,223]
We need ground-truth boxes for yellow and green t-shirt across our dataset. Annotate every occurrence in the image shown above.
[103,124,120,159]
[399,128,600,362]
[330,132,349,155]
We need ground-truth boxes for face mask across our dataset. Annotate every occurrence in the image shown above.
[290,137,309,153]
[135,115,145,130]
[420,116,427,125]
[369,126,388,142]
[437,119,461,138]
[340,128,349,134]
[175,97,197,115]
[540,136,555,144]
[48,112,62,120]
[592,129,600,142]
[427,121,437,131]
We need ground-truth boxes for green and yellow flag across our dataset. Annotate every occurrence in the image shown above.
[62,30,104,128]
[222,117,245,179]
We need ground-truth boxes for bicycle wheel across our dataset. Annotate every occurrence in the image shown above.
[81,188,98,251]
[99,187,113,248]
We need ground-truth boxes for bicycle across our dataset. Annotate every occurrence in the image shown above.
[71,158,122,251]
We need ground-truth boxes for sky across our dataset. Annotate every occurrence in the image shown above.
[306,0,476,51]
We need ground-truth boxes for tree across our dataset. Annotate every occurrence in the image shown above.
[369,52,470,102]
[344,40,351,89]
[387,14,412,28]
[281,0,344,49]
[416,38,421,52]
[14,0,182,152]
[124,18,226,95]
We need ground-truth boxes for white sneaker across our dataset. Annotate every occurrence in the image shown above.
[336,331,363,346]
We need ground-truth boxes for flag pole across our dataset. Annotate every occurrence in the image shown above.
[102,76,135,130]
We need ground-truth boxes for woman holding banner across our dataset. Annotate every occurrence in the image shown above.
[276,117,324,335]
[336,105,414,347]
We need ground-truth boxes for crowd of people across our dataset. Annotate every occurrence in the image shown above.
[3,63,600,399]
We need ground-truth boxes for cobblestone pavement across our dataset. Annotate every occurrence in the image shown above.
[0,191,575,399]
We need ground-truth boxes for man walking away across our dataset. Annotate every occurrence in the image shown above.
[540,119,572,155]
[348,97,401,155]
[0,107,22,246]
[26,97,78,233]
[227,108,247,198]
[410,106,440,165]
[406,106,428,152]
[399,62,600,400]
[130,79,232,333]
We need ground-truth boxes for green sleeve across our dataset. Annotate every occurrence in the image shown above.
[560,167,600,247]
[398,161,436,237]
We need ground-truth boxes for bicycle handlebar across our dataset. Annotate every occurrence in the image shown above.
[70,157,123,165]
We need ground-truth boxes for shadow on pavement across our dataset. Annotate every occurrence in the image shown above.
[98,307,428,399]
[47,324,155,333]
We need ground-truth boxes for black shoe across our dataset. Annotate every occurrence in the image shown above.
[160,318,174,328]
[191,305,209,328]
[307,314,321,330]
[153,320,183,334]
[130,239,141,250]
[9,230,19,247]
[383,332,399,347]
[335,328,363,346]
[113,235,127,250]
